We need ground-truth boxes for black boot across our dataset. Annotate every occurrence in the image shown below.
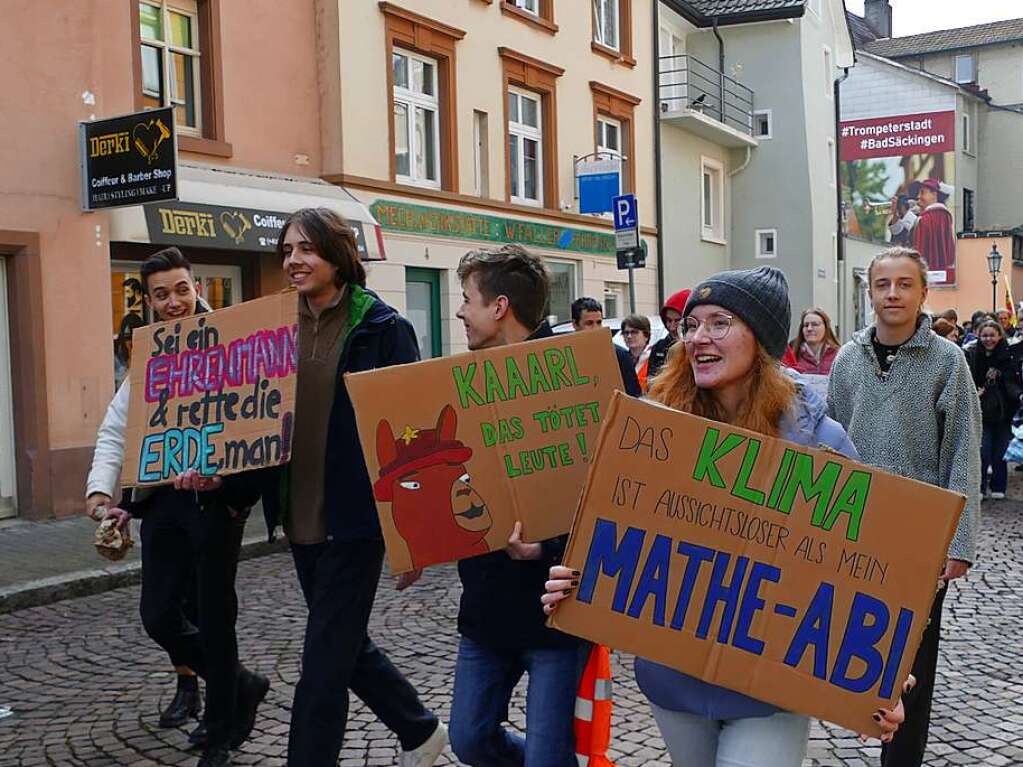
[160,674,202,728]
[229,670,270,749]
[187,720,208,748]
[196,745,231,767]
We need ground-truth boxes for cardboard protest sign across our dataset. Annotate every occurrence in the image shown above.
[550,393,964,734]
[345,330,623,573]
[122,291,299,487]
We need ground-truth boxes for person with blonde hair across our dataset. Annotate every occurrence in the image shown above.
[543,266,905,766]
[828,246,980,767]
[781,307,841,375]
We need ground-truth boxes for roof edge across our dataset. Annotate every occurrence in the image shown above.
[661,0,805,28]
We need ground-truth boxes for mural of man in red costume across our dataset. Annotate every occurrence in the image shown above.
[913,177,957,284]
[374,404,493,569]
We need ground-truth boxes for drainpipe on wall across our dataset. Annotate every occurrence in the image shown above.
[653,0,665,304]
[712,17,725,125]
[835,66,850,338]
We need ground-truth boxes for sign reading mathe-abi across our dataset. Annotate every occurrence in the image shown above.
[551,393,964,734]
[346,331,623,573]
[122,292,299,487]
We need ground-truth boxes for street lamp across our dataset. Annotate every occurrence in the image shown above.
[987,243,1003,313]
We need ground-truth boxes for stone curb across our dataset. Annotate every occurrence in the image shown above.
[0,537,287,615]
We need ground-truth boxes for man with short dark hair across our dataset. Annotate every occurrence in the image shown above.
[264,208,446,767]
[86,247,270,767]
[446,244,581,767]
[570,296,641,396]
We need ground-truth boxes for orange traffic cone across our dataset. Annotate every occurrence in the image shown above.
[573,644,617,767]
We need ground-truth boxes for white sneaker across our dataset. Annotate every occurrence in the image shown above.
[399,722,448,767]
[991,492,1006,500]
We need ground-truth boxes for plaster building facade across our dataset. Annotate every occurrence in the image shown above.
[322,0,661,359]
[656,0,853,333]
[0,1,380,521]
[842,1,1023,329]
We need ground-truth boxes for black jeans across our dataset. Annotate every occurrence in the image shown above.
[139,499,246,748]
[881,582,948,767]
[288,538,437,766]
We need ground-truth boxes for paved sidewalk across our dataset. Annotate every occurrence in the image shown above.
[0,510,280,614]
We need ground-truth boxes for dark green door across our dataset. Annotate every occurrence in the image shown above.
[405,267,442,358]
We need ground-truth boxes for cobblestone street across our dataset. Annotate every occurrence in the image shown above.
[1,500,1021,767]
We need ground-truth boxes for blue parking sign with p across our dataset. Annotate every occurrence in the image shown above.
[612,194,637,231]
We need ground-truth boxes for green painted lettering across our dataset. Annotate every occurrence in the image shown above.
[452,363,483,409]
[564,346,590,385]
[505,356,529,398]
[692,428,746,488]
[767,448,796,508]
[822,471,871,542]
[526,353,553,394]
[777,454,841,518]
[731,438,767,505]
[483,360,508,403]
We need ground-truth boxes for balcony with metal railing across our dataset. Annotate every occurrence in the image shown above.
[658,54,758,148]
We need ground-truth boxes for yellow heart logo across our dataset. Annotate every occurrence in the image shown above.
[220,211,252,244]
[699,287,712,299]
[132,118,170,165]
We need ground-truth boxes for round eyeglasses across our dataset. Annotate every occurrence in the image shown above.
[682,312,734,341]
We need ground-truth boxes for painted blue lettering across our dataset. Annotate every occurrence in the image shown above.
[670,541,715,630]
[139,434,162,483]
[829,592,890,693]
[696,552,750,643]
[732,561,781,655]
[878,607,914,698]
[784,581,835,679]
[626,534,672,626]
[577,518,645,614]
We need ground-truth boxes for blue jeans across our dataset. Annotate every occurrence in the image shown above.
[649,703,810,767]
[981,421,1012,494]
[449,636,580,767]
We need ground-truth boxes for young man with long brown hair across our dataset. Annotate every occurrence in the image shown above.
[828,246,981,767]
[265,207,446,767]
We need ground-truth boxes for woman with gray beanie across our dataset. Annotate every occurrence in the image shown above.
[544,267,906,766]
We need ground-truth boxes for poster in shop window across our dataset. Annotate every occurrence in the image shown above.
[550,393,964,735]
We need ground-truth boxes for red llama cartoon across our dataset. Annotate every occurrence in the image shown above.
[374,404,493,569]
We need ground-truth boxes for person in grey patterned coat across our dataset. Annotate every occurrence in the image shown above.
[828,247,981,767]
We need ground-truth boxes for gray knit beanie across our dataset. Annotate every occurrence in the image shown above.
[683,266,791,359]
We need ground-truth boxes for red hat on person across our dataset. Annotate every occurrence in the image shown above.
[659,289,691,322]
[920,178,941,193]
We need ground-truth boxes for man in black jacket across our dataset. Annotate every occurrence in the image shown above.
[86,248,269,767]
[445,244,581,767]
[266,208,445,767]
[570,296,642,396]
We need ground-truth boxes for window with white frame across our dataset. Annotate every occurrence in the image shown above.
[546,261,578,323]
[593,0,620,51]
[753,109,772,139]
[513,0,539,15]
[473,110,489,197]
[701,157,725,243]
[954,54,976,84]
[392,48,441,187]
[508,87,543,205]
[756,229,777,259]
[962,111,973,154]
[139,0,202,132]
[597,114,624,194]
[823,46,833,99]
